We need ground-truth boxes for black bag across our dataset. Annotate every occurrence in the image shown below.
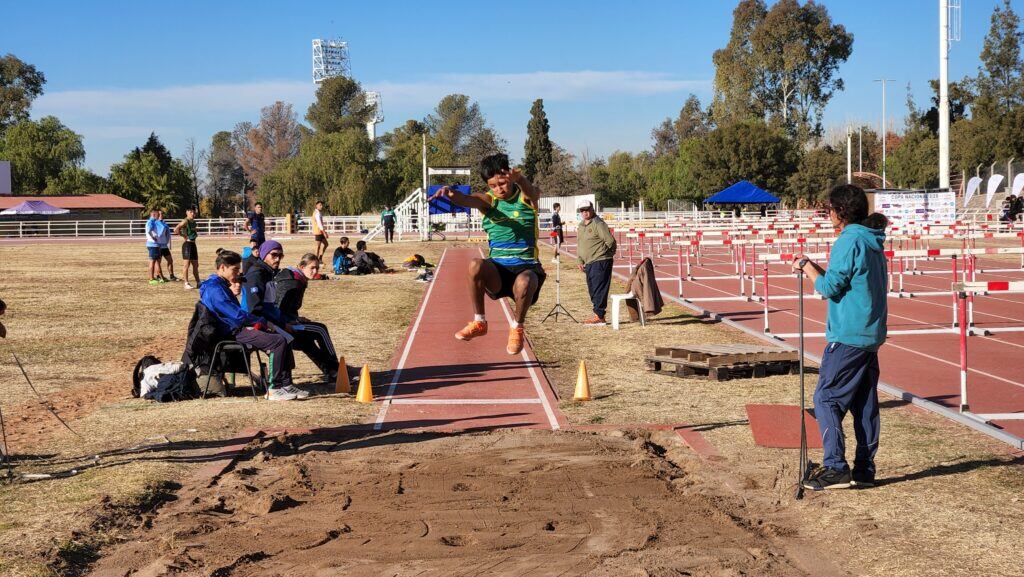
[132,355,161,398]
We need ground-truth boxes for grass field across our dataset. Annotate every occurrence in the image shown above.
[0,237,1021,576]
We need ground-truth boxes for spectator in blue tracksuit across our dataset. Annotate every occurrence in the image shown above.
[793,184,888,490]
[144,209,167,285]
[200,249,307,402]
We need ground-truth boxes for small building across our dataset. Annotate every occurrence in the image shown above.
[0,194,144,221]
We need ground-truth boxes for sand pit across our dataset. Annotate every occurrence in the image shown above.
[89,429,831,576]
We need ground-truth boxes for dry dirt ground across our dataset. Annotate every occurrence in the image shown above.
[0,238,1022,577]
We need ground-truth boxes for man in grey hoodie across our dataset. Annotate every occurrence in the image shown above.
[793,185,888,490]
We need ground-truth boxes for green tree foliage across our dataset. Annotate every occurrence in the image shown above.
[426,94,507,174]
[887,128,939,189]
[108,135,193,215]
[380,120,429,203]
[0,116,84,193]
[690,121,799,200]
[646,139,701,208]
[788,146,844,203]
[232,102,303,194]
[651,94,712,158]
[43,167,107,196]
[590,151,651,208]
[533,145,585,198]
[305,76,373,134]
[523,99,553,180]
[257,129,383,216]
[206,131,245,216]
[975,0,1024,114]
[0,54,46,132]
[712,0,853,141]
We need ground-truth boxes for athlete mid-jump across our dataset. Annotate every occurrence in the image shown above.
[429,153,546,355]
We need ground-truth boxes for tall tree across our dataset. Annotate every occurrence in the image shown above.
[652,94,712,158]
[180,138,205,213]
[0,54,46,132]
[975,0,1024,114]
[425,94,506,190]
[522,99,553,180]
[380,119,429,202]
[0,116,84,193]
[43,167,106,196]
[711,0,768,126]
[206,131,245,216]
[305,76,373,134]
[712,0,853,141]
[109,151,184,213]
[788,146,844,203]
[141,132,173,173]
[233,101,302,200]
[534,145,585,198]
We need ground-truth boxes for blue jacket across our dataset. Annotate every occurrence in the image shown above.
[240,258,287,326]
[815,224,888,351]
[199,274,261,335]
[145,217,167,248]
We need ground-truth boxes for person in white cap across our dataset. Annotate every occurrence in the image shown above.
[575,200,616,325]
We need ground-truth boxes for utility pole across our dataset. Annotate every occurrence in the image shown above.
[875,79,891,187]
[858,126,863,173]
[846,126,853,184]
[939,0,961,189]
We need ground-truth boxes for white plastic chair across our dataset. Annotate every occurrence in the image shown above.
[610,292,646,330]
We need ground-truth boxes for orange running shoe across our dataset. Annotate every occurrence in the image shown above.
[455,320,488,341]
[506,326,525,355]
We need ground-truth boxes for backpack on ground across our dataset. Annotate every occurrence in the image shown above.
[132,355,161,398]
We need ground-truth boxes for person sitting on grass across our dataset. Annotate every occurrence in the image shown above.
[353,240,390,274]
[199,249,307,401]
[793,184,888,491]
[428,152,546,355]
[332,237,355,275]
[173,206,201,289]
[274,253,343,383]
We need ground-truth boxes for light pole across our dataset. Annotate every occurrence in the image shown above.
[875,79,891,187]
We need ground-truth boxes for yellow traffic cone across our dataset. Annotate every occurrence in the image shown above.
[335,356,351,394]
[573,360,591,401]
[356,364,374,403]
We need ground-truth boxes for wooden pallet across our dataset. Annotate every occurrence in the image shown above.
[645,343,800,381]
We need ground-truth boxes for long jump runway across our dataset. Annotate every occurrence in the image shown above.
[559,233,1024,449]
[373,247,568,432]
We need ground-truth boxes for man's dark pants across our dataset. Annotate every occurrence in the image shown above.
[234,327,293,390]
[584,258,614,318]
[292,321,340,377]
[814,342,880,476]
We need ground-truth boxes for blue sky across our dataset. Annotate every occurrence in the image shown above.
[6,0,1021,175]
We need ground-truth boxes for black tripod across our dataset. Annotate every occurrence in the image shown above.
[542,250,577,323]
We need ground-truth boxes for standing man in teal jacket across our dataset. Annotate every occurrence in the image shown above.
[793,185,888,490]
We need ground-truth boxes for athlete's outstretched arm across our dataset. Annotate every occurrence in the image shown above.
[506,168,542,204]
[428,186,492,211]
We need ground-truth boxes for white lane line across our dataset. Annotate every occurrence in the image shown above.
[482,248,562,431]
[390,398,543,405]
[373,249,449,430]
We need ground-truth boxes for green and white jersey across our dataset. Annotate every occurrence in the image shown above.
[481,186,539,266]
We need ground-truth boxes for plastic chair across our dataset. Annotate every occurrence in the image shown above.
[610,292,646,330]
[202,340,267,400]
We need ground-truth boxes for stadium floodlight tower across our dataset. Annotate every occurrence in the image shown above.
[939,0,962,189]
[365,91,383,140]
[312,38,351,83]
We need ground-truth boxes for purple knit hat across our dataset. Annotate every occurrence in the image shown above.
[259,240,283,259]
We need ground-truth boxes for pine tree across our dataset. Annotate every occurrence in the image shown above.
[523,99,553,181]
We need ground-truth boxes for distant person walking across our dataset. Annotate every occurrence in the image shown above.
[381,204,396,243]
[576,200,616,326]
[246,202,266,248]
[549,202,564,263]
[312,200,329,262]
[145,208,165,285]
[794,184,888,491]
[174,206,200,289]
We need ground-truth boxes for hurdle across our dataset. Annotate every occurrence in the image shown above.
[954,281,1024,421]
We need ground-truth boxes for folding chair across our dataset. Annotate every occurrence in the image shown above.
[202,340,267,400]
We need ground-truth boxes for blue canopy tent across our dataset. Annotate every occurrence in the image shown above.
[705,181,780,205]
[0,200,70,215]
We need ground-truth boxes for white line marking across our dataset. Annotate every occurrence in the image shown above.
[482,248,562,431]
[373,249,448,430]
[390,398,543,405]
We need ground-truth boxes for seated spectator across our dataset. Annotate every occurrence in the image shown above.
[1001,196,1015,221]
[199,250,307,401]
[241,238,261,274]
[241,240,289,328]
[274,253,342,382]
[1012,195,1024,222]
[332,237,355,275]
[353,240,391,274]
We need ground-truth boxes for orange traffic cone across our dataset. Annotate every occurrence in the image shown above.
[335,356,351,394]
[356,364,374,403]
[573,360,591,401]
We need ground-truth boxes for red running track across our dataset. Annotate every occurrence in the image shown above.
[559,233,1024,449]
[373,247,568,432]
